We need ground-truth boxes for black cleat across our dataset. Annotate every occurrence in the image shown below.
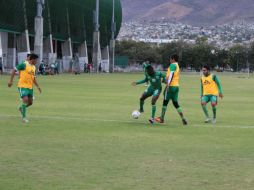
[149,118,154,124]
[182,118,188,125]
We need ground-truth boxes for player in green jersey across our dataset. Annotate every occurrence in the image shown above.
[132,65,166,124]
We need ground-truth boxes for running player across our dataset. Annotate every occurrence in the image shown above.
[8,53,41,123]
[201,65,223,124]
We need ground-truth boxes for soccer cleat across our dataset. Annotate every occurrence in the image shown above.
[212,118,216,124]
[139,109,144,113]
[22,118,29,123]
[182,118,188,125]
[149,118,154,124]
[205,118,211,123]
[155,117,164,123]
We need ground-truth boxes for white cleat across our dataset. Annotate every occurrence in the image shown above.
[205,118,211,123]
[22,118,29,123]
[212,118,216,124]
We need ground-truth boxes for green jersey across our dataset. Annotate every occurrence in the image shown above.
[136,71,166,89]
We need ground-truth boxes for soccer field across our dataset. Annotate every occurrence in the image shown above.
[0,73,254,190]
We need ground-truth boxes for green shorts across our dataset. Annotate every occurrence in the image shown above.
[201,95,217,103]
[18,88,33,98]
[164,86,179,102]
[144,86,161,97]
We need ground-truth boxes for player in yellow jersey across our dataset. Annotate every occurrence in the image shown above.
[8,53,41,123]
[201,65,223,124]
[155,54,187,125]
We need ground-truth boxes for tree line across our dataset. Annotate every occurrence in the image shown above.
[115,37,254,71]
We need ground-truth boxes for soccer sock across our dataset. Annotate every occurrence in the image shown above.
[177,107,184,119]
[212,106,216,119]
[151,105,156,119]
[202,105,209,118]
[140,100,144,112]
[161,106,167,120]
[21,103,27,118]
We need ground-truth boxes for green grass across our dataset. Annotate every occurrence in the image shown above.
[0,73,254,190]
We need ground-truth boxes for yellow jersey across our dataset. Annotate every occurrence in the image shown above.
[201,74,219,96]
[166,62,180,86]
[17,61,36,89]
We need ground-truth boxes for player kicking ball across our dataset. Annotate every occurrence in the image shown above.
[8,53,41,123]
[201,65,223,124]
[132,65,166,124]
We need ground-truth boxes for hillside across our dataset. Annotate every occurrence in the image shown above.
[121,0,254,25]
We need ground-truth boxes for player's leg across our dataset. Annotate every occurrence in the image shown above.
[139,86,153,113]
[27,97,33,108]
[139,90,151,113]
[172,87,187,125]
[211,96,218,124]
[18,88,31,122]
[155,87,170,123]
[149,90,161,124]
[26,89,34,108]
[201,95,210,123]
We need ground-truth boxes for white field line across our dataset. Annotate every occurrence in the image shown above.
[0,114,254,129]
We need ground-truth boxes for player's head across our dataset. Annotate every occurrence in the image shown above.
[26,53,31,60]
[202,65,211,76]
[28,53,39,65]
[146,65,155,76]
[170,54,179,63]
[142,60,150,68]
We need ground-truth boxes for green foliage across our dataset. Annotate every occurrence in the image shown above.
[116,40,253,71]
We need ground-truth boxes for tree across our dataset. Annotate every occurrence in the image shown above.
[228,45,246,72]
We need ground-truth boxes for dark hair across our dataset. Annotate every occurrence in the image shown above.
[202,64,210,71]
[146,65,154,76]
[170,54,179,62]
[29,53,39,60]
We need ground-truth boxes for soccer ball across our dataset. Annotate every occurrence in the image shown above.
[132,110,141,119]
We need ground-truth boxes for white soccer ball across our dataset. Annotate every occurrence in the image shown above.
[132,110,141,119]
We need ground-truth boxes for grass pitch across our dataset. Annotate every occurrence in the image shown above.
[0,73,254,190]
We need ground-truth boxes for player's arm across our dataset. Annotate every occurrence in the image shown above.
[213,75,223,98]
[8,69,16,87]
[132,77,148,86]
[161,72,167,84]
[167,64,176,86]
[8,62,26,87]
[200,79,203,97]
[33,77,41,93]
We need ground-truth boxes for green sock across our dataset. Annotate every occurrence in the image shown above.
[151,105,156,119]
[22,103,27,118]
[140,100,144,112]
[177,107,182,113]
[212,106,216,119]
[202,105,209,118]
[161,106,167,120]
[177,107,184,119]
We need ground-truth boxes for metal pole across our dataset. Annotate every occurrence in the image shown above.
[93,0,101,73]
[34,0,44,65]
[109,0,115,73]
[22,0,30,52]
[111,0,115,40]
[95,0,99,32]
[246,49,250,78]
